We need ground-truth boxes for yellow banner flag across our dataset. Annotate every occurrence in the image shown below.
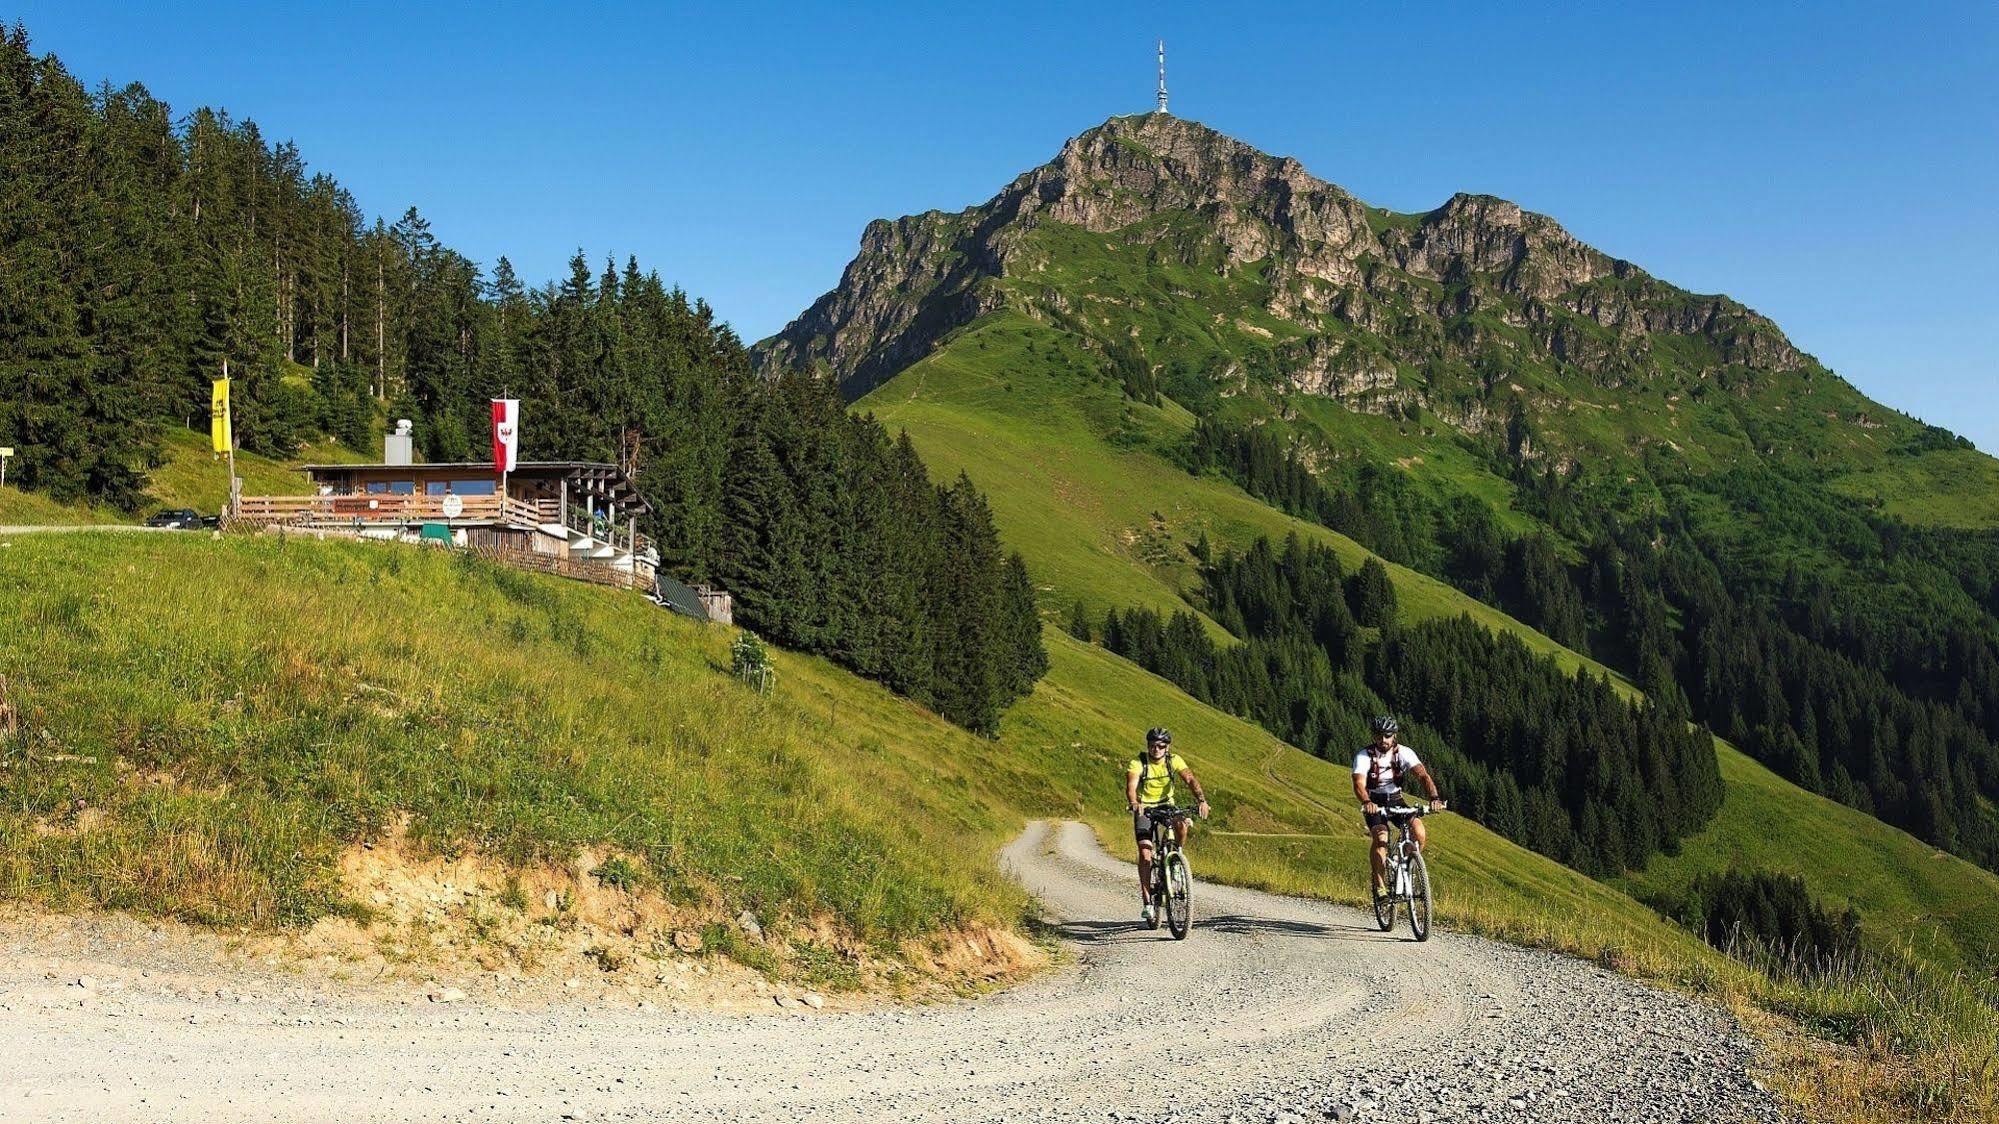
[210,378,232,453]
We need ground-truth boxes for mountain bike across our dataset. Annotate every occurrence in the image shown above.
[1143,804,1198,940]
[1370,803,1438,941]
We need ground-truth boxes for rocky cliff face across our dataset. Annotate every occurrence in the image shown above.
[756,113,1812,436]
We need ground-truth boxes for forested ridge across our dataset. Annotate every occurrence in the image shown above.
[1188,412,1999,871]
[0,26,1044,733]
[1089,533,1724,877]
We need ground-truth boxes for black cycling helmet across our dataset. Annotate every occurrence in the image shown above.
[1371,715,1399,736]
[1145,726,1172,746]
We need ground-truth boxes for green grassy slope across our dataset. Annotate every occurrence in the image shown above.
[1825,447,1999,529]
[0,484,115,525]
[140,427,370,514]
[0,532,1731,986]
[860,310,1999,978]
[0,533,1028,945]
[2,428,369,524]
[1620,740,1999,974]
[862,314,1604,671]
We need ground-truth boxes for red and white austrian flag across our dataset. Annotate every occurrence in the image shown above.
[491,398,519,473]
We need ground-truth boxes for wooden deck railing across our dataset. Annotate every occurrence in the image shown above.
[237,493,544,529]
[527,497,653,555]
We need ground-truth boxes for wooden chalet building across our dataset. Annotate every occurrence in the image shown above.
[236,460,658,589]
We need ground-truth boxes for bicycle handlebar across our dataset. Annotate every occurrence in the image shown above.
[1381,803,1443,818]
[1141,804,1202,821]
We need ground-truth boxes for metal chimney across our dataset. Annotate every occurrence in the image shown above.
[385,418,415,466]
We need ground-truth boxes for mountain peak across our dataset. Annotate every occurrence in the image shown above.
[756,116,1809,416]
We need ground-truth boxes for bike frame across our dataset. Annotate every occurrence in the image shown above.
[1387,820,1419,897]
[1147,809,1186,901]
[1378,808,1423,900]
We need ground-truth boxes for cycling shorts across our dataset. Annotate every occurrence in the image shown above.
[1363,791,1410,831]
[1133,805,1176,842]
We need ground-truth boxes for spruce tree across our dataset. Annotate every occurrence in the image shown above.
[1349,557,1398,628]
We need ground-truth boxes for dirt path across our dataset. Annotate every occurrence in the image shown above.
[0,822,1781,1123]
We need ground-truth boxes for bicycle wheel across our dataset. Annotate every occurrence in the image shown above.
[1372,868,1395,932]
[1164,851,1192,940]
[1406,850,1433,942]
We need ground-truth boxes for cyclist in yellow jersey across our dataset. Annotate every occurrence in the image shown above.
[1126,727,1209,924]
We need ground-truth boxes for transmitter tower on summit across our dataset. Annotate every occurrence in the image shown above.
[1156,39,1169,114]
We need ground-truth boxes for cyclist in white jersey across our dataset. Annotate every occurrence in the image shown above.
[1352,716,1446,898]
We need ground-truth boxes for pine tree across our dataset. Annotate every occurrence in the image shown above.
[1068,598,1093,642]
[1348,557,1398,628]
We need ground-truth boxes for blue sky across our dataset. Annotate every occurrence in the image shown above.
[17,1,1997,449]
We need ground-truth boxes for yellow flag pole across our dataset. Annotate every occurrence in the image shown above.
[214,359,237,520]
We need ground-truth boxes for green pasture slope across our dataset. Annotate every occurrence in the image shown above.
[3,529,1991,1117]
[0,427,369,525]
[859,310,1999,979]
[860,313,1586,663]
[0,531,1731,986]
[1618,741,1999,974]
[0,533,1025,943]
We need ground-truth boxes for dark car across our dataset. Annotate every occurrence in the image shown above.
[144,508,204,530]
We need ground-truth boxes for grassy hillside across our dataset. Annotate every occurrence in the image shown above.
[0,531,1701,963]
[2,427,368,524]
[1825,447,1999,529]
[1620,740,1999,975]
[3,532,1990,1117]
[0,534,1028,951]
[861,313,1603,671]
[863,311,1999,978]
[0,484,115,525]
[0,528,1740,1009]
[140,426,368,514]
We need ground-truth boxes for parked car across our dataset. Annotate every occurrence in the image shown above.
[144,508,204,530]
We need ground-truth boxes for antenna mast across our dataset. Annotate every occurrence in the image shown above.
[1156,39,1169,114]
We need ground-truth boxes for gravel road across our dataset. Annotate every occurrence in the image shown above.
[0,821,1782,1123]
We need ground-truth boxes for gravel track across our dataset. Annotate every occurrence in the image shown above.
[0,821,1782,1123]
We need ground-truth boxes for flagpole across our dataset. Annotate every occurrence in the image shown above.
[223,358,237,519]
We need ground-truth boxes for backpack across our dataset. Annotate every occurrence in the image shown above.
[1364,745,1407,793]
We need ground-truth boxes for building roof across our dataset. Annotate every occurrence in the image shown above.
[652,575,711,622]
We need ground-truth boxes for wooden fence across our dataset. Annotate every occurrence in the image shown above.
[467,545,651,591]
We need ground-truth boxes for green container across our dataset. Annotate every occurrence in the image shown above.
[418,523,454,546]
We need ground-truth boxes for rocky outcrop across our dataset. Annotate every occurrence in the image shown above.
[1385,194,1615,300]
[1280,336,1397,399]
